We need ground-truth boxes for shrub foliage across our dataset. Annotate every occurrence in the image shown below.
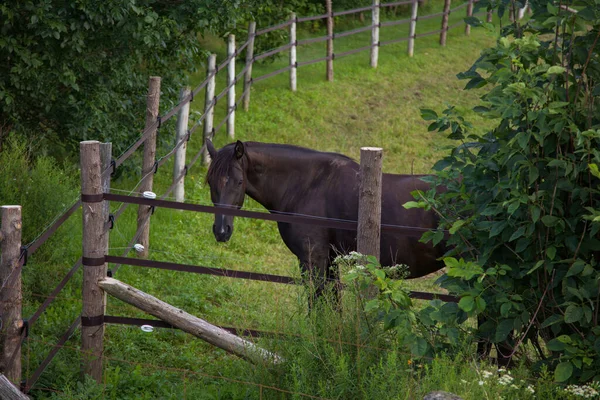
[416,0,600,383]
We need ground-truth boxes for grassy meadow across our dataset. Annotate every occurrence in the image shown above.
[9,3,587,399]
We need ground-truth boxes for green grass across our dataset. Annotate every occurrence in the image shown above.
[12,5,576,399]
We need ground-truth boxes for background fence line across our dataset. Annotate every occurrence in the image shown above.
[0,0,512,394]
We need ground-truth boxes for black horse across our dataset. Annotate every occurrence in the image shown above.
[205,140,446,297]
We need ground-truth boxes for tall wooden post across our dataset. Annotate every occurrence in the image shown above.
[326,0,334,82]
[290,14,297,92]
[440,0,451,46]
[202,54,217,165]
[174,87,190,202]
[0,206,22,384]
[408,0,419,56]
[136,76,161,258]
[227,34,236,140]
[465,0,474,35]
[370,0,380,68]
[357,147,383,261]
[80,141,109,383]
[242,22,256,111]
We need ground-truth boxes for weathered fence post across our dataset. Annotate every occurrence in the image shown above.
[0,206,22,384]
[242,22,256,111]
[408,0,419,57]
[137,76,161,258]
[357,147,383,261]
[326,0,334,82]
[202,54,217,165]
[370,0,380,68]
[465,0,474,35]
[100,143,111,312]
[227,34,236,140]
[80,141,109,383]
[440,0,451,46]
[173,87,190,203]
[290,14,297,92]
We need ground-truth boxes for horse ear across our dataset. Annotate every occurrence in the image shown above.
[207,139,217,159]
[234,140,245,159]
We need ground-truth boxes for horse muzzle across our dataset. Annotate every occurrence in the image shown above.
[213,223,232,242]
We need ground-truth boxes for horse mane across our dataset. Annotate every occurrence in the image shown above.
[206,141,354,183]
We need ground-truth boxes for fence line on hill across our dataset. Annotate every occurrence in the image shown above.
[0,0,528,394]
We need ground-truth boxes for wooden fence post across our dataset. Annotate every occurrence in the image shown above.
[227,34,236,140]
[326,0,334,82]
[465,0,474,35]
[0,206,22,385]
[173,87,190,203]
[357,147,383,261]
[136,76,161,258]
[370,0,380,68]
[80,141,109,383]
[202,54,217,165]
[290,14,297,92]
[440,0,451,46]
[408,0,419,57]
[242,22,256,111]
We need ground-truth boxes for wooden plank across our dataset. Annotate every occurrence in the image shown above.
[174,87,190,202]
[0,374,29,400]
[465,0,474,35]
[290,14,297,91]
[136,76,161,258]
[408,0,419,56]
[370,0,380,68]
[357,147,383,260]
[202,54,217,165]
[440,0,451,46]
[98,278,283,366]
[326,0,334,82]
[80,141,107,382]
[0,206,22,384]
[242,22,256,111]
[227,34,236,139]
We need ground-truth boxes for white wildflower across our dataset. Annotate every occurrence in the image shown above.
[482,370,494,379]
[526,385,535,394]
[478,380,485,386]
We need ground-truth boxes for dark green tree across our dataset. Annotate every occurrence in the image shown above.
[0,0,243,156]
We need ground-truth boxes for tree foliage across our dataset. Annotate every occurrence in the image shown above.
[0,0,243,156]
[417,0,600,383]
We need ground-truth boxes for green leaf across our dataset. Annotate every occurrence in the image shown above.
[566,261,585,277]
[458,296,475,312]
[420,109,438,121]
[529,166,539,185]
[495,319,514,342]
[509,226,525,242]
[541,215,559,227]
[373,268,386,281]
[403,201,422,209]
[410,337,428,357]
[547,338,566,351]
[541,314,563,328]
[589,164,600,179]
[449,220,466,234]
[475,296,487,313]
[546,66,566,75]
[527,260,544,275]
[546,246,556,260]
[555,362,573,382]
[564,305,583,324]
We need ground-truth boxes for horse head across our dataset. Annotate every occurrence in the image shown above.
[206,139,247,242]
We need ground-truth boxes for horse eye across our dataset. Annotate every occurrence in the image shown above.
[238,179,243,186]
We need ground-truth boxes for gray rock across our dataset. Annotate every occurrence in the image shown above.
[423,391,463,400]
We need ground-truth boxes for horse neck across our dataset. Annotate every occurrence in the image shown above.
[243,145,327,212]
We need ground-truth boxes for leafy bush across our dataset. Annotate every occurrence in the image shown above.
[415,0,600,383]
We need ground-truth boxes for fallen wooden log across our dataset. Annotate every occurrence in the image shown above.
[98,277,283,366]
[0,374,29,400]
